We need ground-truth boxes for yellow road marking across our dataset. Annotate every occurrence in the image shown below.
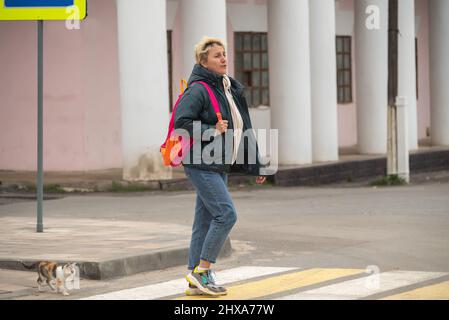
[176,268,363,300]
[381,280,449,300]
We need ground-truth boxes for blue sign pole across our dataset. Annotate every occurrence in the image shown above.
[37,19,44,233]
[1,0,87,233]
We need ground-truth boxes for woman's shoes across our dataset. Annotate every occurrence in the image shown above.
[185,283,206,296]
[185,267,228,296]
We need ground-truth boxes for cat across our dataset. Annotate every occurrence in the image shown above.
[21,261,78,296]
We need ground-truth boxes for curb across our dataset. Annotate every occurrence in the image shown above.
[2,149,448,195]
[0,238,232,280]
[274,149,449,187]
[0,193,62,200]
[0,176,256,195]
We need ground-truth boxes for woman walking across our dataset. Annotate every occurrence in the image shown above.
[174,36,267,296]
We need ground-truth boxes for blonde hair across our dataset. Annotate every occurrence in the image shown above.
[194,36,226,65]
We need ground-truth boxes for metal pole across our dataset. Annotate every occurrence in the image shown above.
[37,20,44,233]
[387,0,399,177]
[388,0,399,106]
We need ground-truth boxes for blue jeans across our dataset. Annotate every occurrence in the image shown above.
[184,166,237,270]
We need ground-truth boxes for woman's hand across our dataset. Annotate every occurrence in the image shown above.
[216,120,228,134]
[256,176,267,184]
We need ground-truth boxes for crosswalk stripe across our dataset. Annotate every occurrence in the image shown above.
[82,266,296,300]
[381,280,449,300]
[279,270,448,300]
[176,268,363,300]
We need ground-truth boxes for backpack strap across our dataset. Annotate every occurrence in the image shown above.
[161,93,184,150]
[192,81,223,122]
[161,80,223,151]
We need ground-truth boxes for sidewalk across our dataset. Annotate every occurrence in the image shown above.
[1,168,448,300]
[1,145,448,193]
[0,216,232,280]
[0,145,448,283]
[0,166,255,193]
[0,167,190,192]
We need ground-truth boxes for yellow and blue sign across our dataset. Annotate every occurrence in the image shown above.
[0,0,86,20]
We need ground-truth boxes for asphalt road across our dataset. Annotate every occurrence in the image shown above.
[1,171,448,300]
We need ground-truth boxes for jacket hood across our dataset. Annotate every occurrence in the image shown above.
[188,64,245,96]
[188,64,222,85]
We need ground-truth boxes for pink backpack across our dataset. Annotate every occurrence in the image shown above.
[160,81,222,167]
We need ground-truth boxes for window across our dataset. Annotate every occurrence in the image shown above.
[234,32,270,107]
[167,30,173,111]
[336,36,353,104]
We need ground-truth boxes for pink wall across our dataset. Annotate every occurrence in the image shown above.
[227,15,235,78]
[0,0,122,171]
[169,6,235,106]
[1,0,433,173]
[169,0,359,149]
[336,0,357,148]
[416,0,431,140]
[337,36,358,148]
[337,0,353,10]
[335,0,431,147]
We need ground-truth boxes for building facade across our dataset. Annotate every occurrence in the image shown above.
[0,0,448,180]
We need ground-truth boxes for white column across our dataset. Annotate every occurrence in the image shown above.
[268,0,312,165]
[116,0,171,180]
[354,0,389,154]
[398,0,418,150]
[396,97,410,183]
[429,0,449,146]
[180,0,227,78]
[310,0,339,162]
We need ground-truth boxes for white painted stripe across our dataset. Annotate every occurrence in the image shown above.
[279,270,448,300]
[82,266,296,300]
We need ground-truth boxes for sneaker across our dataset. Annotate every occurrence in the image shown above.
[205,269,227,294]
[185,283,206,296]
[185,271,228,296]
[185,267,227,296]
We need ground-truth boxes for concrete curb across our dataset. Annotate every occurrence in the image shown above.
[0,238,232,280]
[274,148,449,187]
[0,176,256,194]
[2,148,448,195]
[0,193,62,200]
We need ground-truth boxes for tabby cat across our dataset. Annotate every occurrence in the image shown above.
[21,261,78,296]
